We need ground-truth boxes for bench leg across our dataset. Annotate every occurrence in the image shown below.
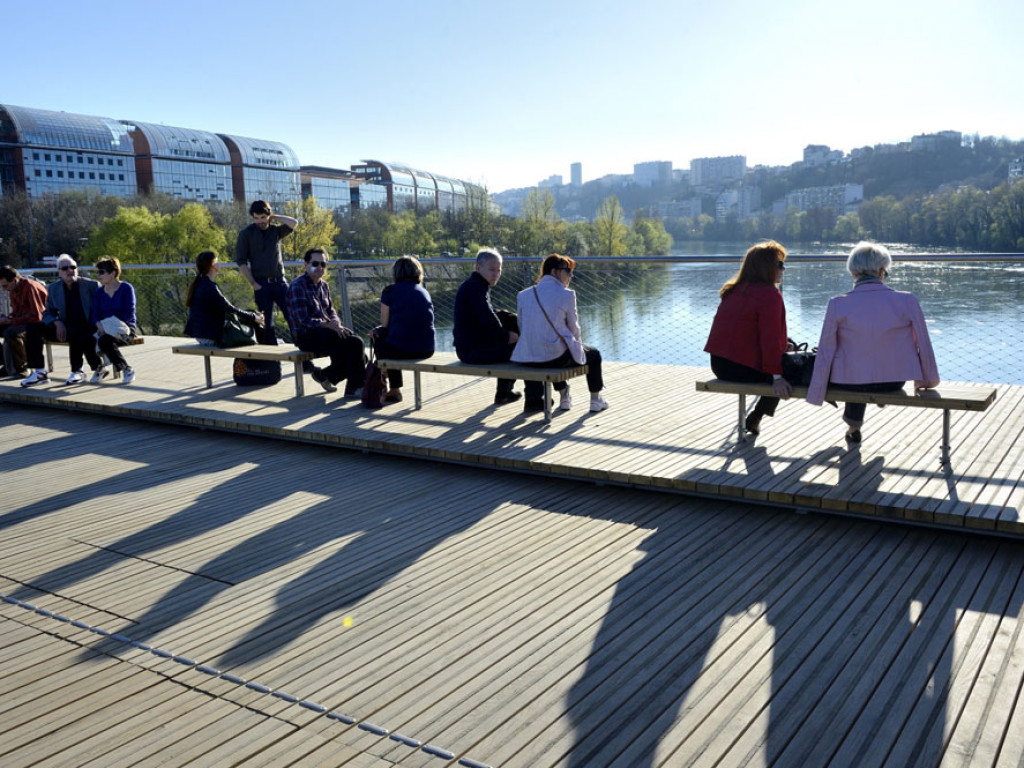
[414,371,422,409]
[738,393,747,444]
[544,382,552,422]
[294,361,305,397]
[941,409,951,467]
[46,343,54,373]
[204,357,213,389]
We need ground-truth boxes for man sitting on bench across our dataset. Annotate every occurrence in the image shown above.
[22,254,102,386]
[285,248,365,397]
[453,248,521,405]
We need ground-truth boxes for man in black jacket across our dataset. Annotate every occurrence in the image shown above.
[453,249,521,404]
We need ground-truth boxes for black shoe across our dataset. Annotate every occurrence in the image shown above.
[494,390,523,405]
[744,413,763,435]
[311,368,337,393]
[523,398,550,413]
[845,429,862,444]
[302,360,316,374]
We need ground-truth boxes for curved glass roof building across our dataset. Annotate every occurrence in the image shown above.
[350,160,482,214]
[126,121,232,201]
[0,104,137,197]
[217,133,300,204]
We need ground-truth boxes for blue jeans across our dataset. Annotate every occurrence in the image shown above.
[254,278,289,345]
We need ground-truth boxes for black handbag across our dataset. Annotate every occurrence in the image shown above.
[233,358,281,386]
[362,347,386,409]
[220,314,257,348]
[781,340,816,386]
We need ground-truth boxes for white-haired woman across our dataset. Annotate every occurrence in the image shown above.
[806,241,940,444]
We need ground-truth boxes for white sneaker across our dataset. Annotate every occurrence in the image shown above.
[89,367,110,384]
[559,384,573,411]
[122,366,135,385]
[65,370,86,385]
[589,394,609,412]
[20,369,48,387]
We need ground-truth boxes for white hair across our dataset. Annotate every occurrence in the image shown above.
[56,253,77,269]
[847,241,892,279]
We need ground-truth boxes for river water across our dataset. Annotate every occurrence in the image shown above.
[569,248,1024,385]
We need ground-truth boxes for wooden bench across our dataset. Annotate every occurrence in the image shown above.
[45,336,145,372]
[377,351,587,422]
[172,343,320,397]
[695,379,997,467]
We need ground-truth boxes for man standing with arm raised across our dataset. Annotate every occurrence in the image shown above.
[235,200,298,345]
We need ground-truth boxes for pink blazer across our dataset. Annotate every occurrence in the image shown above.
[806,281,940,406]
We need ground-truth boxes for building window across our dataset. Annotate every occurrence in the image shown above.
[56,154,62,162]
[78,156,83,163]
[57,171,64,178]
[44,153,51,161]
[118,174,124,180]
[99,173,105,180]
[45,170,52,177]
[88,157,94,164]
[79,172,85,179]
[89,172,95,179]
[33,152,39,160]
[34,169,41,177]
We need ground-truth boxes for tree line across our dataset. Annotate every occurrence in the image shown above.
[662,179,1024,251]
[0,187,673,268]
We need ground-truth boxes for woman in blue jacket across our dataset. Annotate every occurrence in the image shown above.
[184,250,264,347]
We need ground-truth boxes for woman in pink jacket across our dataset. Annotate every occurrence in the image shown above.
[806,242,940,444]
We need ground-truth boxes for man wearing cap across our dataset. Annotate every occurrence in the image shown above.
[21,255,101,386]
[0,265,47,379]
[235,200,298,345]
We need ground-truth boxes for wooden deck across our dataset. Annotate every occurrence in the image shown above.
[2,335,1022,536]
[4,405,1024,766]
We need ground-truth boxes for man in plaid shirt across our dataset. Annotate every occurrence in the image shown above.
[286,248,365,395]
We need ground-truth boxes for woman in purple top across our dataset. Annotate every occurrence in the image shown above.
[90,256,139,384]
[370,255,435,403]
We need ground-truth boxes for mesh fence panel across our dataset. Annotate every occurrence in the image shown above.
[29,256,1024,385]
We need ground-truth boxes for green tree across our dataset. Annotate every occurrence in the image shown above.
[83,203,225,264]
[630,210,674,255]
[592,196,628,256]
[282,196,340,258]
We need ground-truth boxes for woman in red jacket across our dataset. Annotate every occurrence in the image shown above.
[704,241,793,435]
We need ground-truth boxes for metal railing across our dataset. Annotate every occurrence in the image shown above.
[23,253,1024,385]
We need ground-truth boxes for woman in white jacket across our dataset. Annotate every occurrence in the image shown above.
[511,254,608,414]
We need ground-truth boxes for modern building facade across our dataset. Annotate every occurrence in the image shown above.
[350,160,481,214]
[690,155,746,187]
[0,104,137,198]
[633,161,673,187]
[780,183,863,215]
[570,162,582,187]
[127,121,232,201]
[217,133,300,205]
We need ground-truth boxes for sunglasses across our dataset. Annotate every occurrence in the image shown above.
[309,260,327,268]
[59,265,77,272]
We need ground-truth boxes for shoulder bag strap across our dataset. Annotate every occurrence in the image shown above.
[532,285,568,353]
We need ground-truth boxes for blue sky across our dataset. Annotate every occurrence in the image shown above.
[3,0,1021,192]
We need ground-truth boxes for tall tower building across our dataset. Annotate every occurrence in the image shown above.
[570,162,582,187]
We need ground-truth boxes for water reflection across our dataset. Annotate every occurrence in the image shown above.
[427,250,1024,385]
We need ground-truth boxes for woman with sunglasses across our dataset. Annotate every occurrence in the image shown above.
[511,253,608,414]
[806,241,939,444]
[184,250,264,346]
[704,240,792,435]
[90,256,139,384]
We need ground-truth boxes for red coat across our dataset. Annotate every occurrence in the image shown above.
[7,277,47,325]
[704,282,788,375]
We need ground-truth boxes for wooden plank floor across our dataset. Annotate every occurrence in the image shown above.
[4,407,1024,767]
[1,335,1022,536]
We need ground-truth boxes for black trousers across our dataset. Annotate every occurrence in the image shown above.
[710,354,778,417]
[830,381,905,426]
[295,328,365,392]
[522,346,603,401]
[97,330,137,372]
[372,337,432,389]
[26,322,101,372]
